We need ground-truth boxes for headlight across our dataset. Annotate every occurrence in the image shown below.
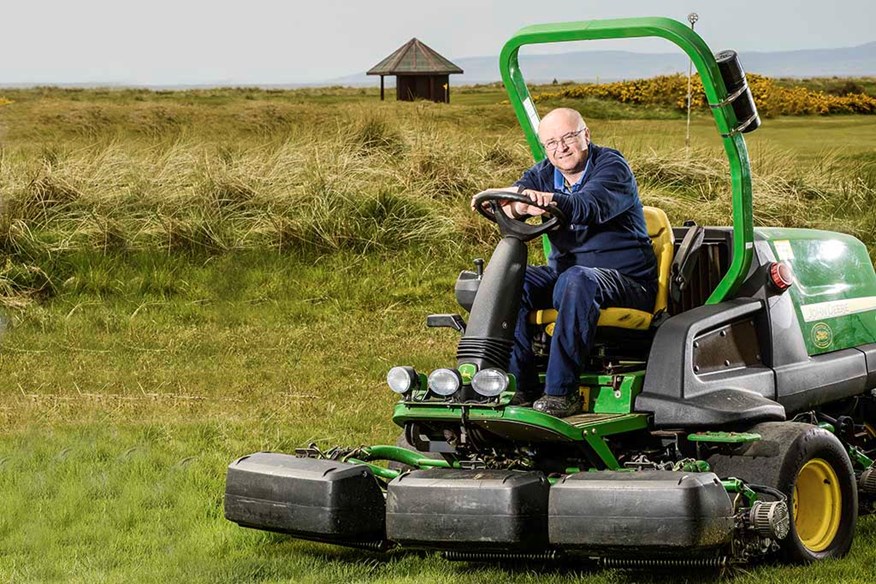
[427,368,461,396]
[387,366,419,394]
[471,368,509,397]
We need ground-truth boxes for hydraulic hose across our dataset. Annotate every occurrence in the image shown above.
[355,445,453,469]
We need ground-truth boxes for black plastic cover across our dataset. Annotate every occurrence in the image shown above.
[386,468,549,550]
[549,470,734,552]
[715,49,761,133]
[775,349,868,413]
[455,270,480,313]
[748,240,810,369]
[457,237,527,370]
[224,453,385,542]
[670,224,705,304]
[636,299,785,427]
[859,343,876,389]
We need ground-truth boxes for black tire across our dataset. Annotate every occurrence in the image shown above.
[708,422,857,562]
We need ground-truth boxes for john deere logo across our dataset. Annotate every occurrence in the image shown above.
[458,363,476,384]
[811,322,833,349]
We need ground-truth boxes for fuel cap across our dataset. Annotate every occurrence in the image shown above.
[769,262,793,292]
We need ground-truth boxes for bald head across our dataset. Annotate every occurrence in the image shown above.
[538,107,586,138]
[537,108,591,175]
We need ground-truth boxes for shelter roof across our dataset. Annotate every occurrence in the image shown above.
[367,38,463,76]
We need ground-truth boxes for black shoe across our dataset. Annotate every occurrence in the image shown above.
[533,393,582,418]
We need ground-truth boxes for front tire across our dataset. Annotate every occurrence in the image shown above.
[708,422,857,562]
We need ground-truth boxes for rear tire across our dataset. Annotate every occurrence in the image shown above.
[708,422,857,562]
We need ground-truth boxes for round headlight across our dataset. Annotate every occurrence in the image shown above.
[387,366,418,394]
[427,368,461,396]
[471,368,509,397]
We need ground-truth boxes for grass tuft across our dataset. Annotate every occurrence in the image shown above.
[351,113,405,155]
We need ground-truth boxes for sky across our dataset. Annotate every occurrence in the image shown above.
[1,0,873,86]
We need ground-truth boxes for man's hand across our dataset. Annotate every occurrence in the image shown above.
[470,188,557,219]
[518,189,555,216]
[470,188,519,218]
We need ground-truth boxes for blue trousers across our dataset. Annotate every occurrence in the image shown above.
[510,265,656,397]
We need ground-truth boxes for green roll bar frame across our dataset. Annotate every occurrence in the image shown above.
[499,17,754,303]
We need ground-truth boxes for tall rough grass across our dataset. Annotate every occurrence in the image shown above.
[1,89,874,304]
[633,145,876,240]
[0,110,529,300]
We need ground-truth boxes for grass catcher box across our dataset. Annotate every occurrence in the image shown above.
[549,470,734,552]
[224,453,385,543]
[386,468,549,550]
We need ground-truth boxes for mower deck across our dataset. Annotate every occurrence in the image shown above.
[226,453,740,558]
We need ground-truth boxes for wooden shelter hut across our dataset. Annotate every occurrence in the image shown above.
[367,38,463,103]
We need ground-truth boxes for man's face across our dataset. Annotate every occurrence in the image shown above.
[538,114,590,173]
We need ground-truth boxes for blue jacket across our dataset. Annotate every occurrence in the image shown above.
[514,144,657,283]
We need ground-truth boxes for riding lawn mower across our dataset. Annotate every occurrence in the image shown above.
[224,17,876,568]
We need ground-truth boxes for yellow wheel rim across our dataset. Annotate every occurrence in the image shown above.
[793,458,842,552]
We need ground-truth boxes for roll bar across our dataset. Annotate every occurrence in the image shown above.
[499,17,753,303]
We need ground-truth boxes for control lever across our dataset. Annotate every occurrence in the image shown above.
[473,258,484,278]
[426,313,466,334]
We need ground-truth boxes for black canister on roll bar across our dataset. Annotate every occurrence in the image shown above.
[714,50,761,134]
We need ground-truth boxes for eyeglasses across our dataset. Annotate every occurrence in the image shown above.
[543,129,585,152]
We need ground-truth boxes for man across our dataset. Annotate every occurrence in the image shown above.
[481,108,657,417]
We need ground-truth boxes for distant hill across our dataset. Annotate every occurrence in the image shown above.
[3,43,871,90]
[332,42,876,86]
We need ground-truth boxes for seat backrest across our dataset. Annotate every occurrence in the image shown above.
[642,206,674,315]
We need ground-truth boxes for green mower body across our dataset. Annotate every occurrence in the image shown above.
[225,18,876,567]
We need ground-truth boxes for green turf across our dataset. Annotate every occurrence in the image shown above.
[2,83,876,582]
[4,251,876,582]
[3,424,876,583]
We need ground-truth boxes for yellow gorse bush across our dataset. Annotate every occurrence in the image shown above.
[535,74,876,116]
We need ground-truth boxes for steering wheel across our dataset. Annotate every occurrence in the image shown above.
[472,190,568,241]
